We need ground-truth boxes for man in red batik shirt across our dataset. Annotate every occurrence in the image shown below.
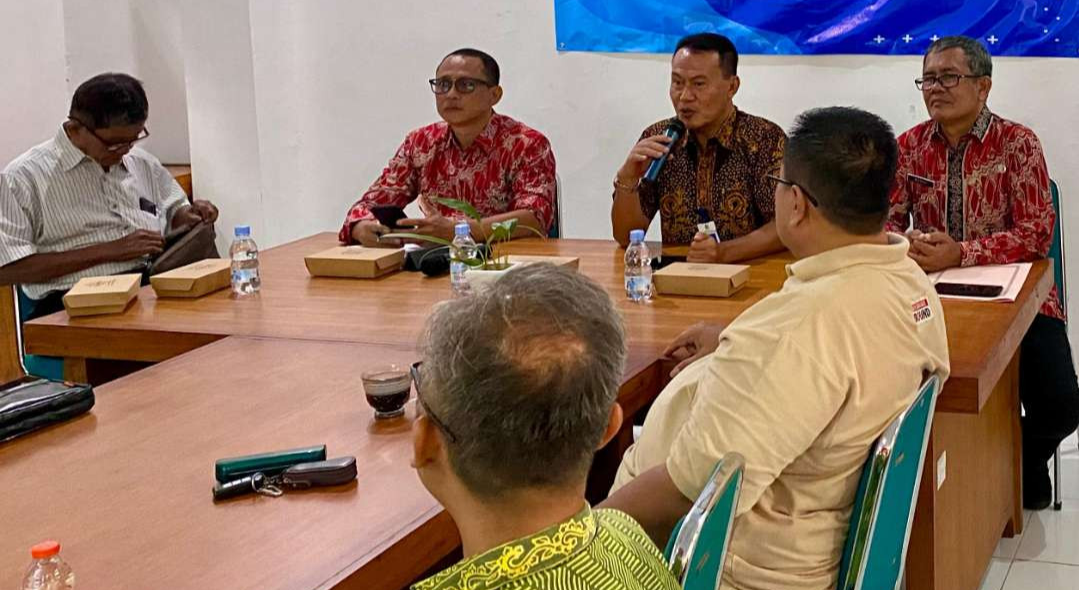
[887,36,1079,510]
[340,48,556,247]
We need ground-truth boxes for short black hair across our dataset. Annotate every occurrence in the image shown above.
[441,48,500,86]
[69,73,148,129]
[675,33,738,77]
[783,107,898,235]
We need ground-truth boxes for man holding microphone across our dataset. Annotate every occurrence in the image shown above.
[611,33,786,263]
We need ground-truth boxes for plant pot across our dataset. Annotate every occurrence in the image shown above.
[464,263,518,291]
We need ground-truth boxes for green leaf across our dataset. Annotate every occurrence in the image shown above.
[429,197,482,223]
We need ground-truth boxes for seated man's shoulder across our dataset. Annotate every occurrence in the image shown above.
[736,110,786,139]
[897,119,936,146]
[594,507,656,541]
[593,508,681,588]
[990,114,1043,146]
[4,140,62,177]
[493,114,551,147]
[403,120,452,148]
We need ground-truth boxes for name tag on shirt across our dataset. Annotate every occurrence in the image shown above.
[912,297,934,325]
[139,197,158,216]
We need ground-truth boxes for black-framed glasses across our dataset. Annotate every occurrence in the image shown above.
[410,361,458,443]
[914,74,984,90]
[428,77,492,95]
[767,174,819,207]
[68,116,149,152]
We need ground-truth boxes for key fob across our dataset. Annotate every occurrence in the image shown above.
[279,456,357,488]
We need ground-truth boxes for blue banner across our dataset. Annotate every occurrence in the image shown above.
[554,1,1079,57]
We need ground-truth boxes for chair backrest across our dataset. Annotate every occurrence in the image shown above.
[1,286,26,384]
[665,452,745,590]
[1049,180,1067,312]
[548,173,563,239]
[836,374,943,590]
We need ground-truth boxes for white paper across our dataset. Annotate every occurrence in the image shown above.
[927,262,1032,302]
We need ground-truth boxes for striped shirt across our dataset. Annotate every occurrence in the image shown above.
[411,505,680,590]
[0,127,189,299]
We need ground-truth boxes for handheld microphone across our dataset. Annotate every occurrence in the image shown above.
[643,118,686,183]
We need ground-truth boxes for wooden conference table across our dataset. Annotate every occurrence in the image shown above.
[12,233,1052,590]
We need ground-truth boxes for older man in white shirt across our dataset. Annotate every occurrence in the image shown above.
[0,72,219,320]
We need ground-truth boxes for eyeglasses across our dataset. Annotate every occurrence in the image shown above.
[410,362,458,443]
[429,77,492,95]
[767,174,819,207]
[914,74,983,90]
[69,116,149,152]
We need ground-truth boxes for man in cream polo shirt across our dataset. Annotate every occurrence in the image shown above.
[603,107,950,590]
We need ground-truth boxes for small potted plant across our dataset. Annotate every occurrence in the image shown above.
[384,197,545,288]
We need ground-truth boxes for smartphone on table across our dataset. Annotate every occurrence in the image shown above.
[934,282,1004,298]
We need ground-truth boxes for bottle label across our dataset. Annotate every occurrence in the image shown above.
[450,261,465,275]
[625,276,652,293]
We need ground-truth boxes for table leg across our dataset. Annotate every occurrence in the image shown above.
[63,357,88,383]
[906,354,1021,590]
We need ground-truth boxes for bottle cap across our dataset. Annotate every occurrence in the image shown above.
[234,225,251,238]
[454,223,471,237]
[30,541,60,559]
[629,229,645,243]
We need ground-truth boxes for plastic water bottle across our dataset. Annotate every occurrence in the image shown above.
[21,540,75,590]
[624,229,653,303]
[450,222,478,297]
[229,225,261,295]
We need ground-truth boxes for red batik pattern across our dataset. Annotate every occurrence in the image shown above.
[887,110,1063,320]
[339,113,556,242]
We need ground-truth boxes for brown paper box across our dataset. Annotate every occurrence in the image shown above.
[304,246,405,279]
[150,258,232,298]
[653,263,750,298]
[63,274,141,317]
[505,255,580,270]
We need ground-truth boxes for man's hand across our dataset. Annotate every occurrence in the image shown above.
[686,233,725,263]
[908,231,962,272]
[617,134,674,184]
[106,230,165,261]
[172,199,219,229]
[663,322,724,377]
[350,220,401,248]
[400,210,457,242]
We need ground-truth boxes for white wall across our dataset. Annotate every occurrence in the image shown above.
[0,1,69,165]
[62,0,190,163]
[182,0,1079,321]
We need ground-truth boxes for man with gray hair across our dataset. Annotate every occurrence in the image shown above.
[887,35,1079,510]
[408,263,680,590]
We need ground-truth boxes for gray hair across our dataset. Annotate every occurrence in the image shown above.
[926,36,993,77]
[419,263,627,498]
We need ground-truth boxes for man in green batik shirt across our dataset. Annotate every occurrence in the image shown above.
[409,264,680,590]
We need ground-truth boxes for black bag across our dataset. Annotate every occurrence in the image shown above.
[0,377,95,442]
[149,221,220,276]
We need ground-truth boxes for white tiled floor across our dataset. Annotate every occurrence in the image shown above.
[979,432,1079,590]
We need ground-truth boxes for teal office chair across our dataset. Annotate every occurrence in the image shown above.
[1049,179,1069,511]
[836,374,943,590]
[664,452,745,590]
[14,287,64,380]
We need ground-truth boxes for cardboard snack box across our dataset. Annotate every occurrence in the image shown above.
[304,246,405,279]
[62,274,142,317]
[653,263,750,298]
[150,258,232,298]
